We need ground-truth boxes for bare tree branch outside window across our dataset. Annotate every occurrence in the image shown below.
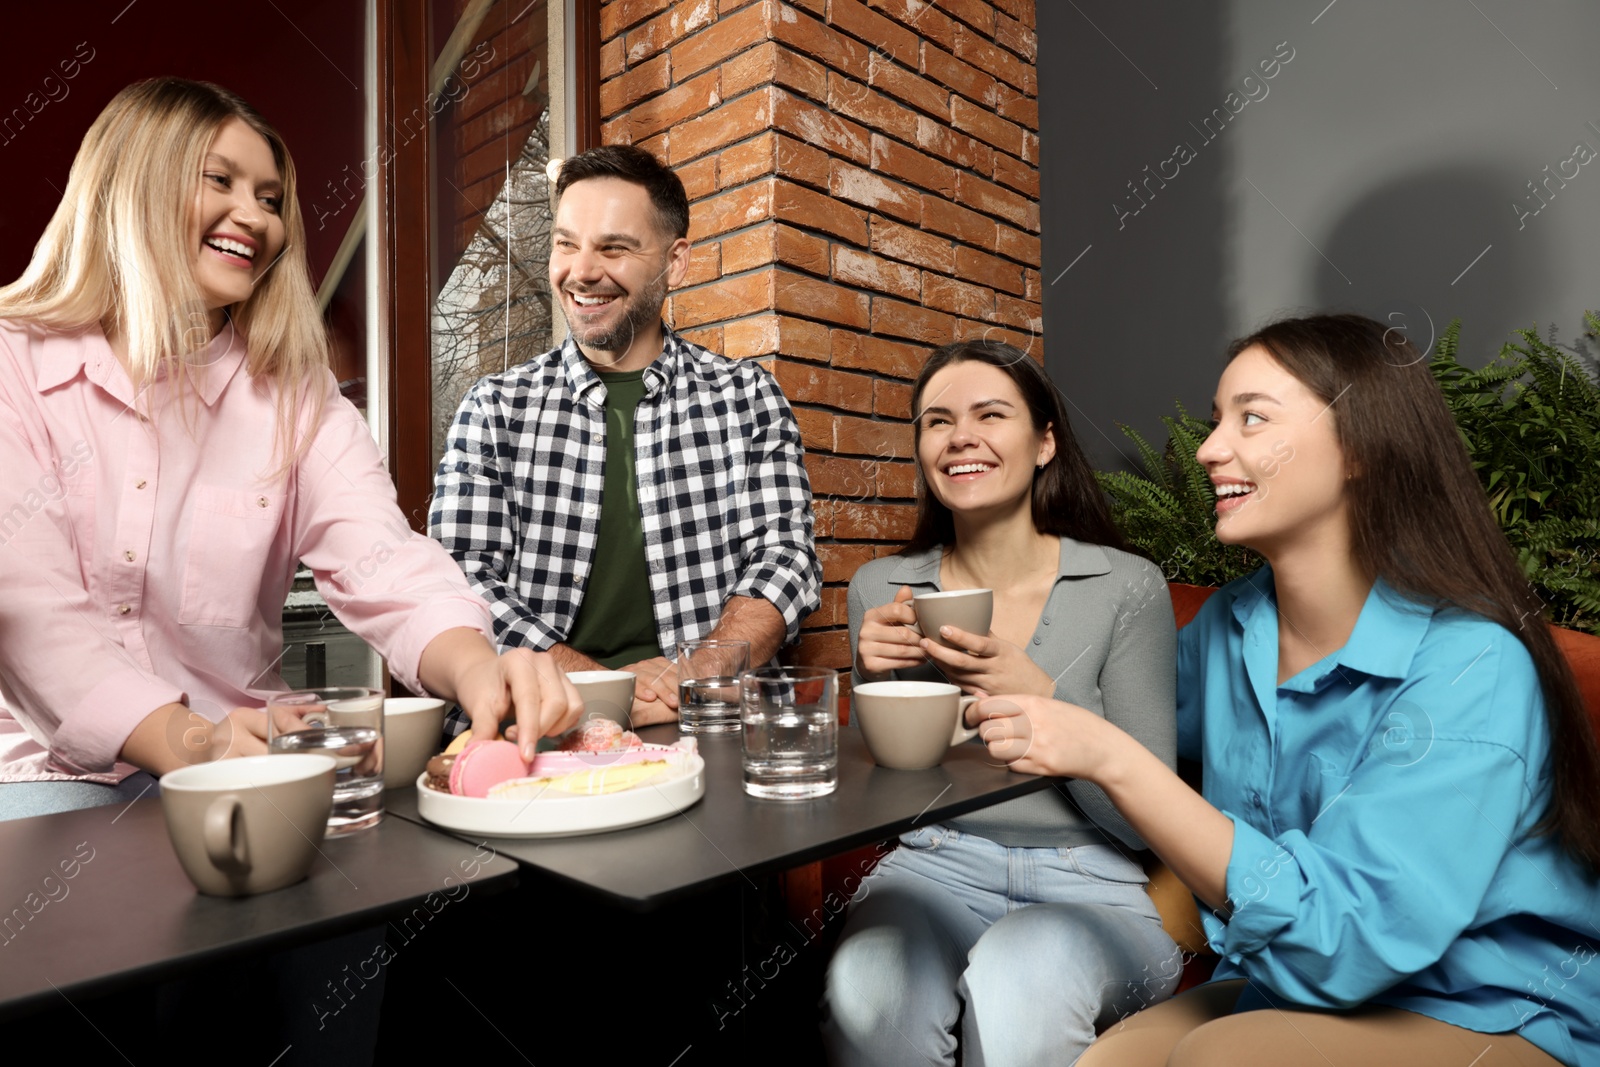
[431,108,554,461]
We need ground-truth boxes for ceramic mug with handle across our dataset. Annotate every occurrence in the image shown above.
[160,754,336,896]
[910,589,994,651]
[853,681,980,770]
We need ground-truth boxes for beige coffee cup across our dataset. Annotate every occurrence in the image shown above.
[911,589,994,650]
[160,755,336,897]
[854,681,980,770]
[565,670,637,728]
[383,697,446,789]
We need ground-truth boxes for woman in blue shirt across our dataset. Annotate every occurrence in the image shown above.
[974,315,1598,1065]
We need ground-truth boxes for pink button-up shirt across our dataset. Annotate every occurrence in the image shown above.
[0,320,492,784]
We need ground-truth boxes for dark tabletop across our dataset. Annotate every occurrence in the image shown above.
[387,724,1055,911]
[0,798,518,1021]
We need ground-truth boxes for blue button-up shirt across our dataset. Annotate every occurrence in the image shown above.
[1179,568,1599,1065]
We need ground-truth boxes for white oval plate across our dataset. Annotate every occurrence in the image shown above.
[414,748,705,838]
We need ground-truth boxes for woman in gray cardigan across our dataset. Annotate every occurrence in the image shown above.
[820,341,1181,1067]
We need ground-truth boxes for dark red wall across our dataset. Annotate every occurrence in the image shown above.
[1,0,366,287]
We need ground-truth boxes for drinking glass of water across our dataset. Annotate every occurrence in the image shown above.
[676,639,749,735]
[740,666,838,799]
[266,687,384,835]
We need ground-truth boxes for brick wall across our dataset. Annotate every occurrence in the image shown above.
[597,0,1041,681]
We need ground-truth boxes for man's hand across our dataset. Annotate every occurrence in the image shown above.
[620,656,680,725]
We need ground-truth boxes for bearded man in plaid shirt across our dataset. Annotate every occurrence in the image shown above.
[430,145,821,729]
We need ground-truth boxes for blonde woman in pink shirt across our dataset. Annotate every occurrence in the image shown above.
[0,78,581,819]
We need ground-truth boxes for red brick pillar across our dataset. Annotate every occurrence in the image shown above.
[598,0,1041,680]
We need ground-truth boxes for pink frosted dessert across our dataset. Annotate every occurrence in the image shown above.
[429,721,697,796]
[559,717,643,753]
[447,740,529,798]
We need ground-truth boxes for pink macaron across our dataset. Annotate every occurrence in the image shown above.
[448,740,530,798]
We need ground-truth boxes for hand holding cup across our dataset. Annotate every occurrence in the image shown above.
[857,585,927,680]
[916,625,1059,698]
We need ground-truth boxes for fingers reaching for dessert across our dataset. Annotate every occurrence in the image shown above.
[509,647,585,746]
[456,648,585,761]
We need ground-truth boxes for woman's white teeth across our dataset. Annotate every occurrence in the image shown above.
[947,463,993,475]
[1215,483,1255,497]
[205,237,253,259]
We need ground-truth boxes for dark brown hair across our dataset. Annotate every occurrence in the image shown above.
[1231,313,1600,873]
[554,144,689,239]
[904,340,1129,554]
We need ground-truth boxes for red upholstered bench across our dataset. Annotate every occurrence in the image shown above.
[1553,626,1600,740]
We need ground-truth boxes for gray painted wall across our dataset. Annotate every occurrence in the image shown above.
[1039,0,1600,469]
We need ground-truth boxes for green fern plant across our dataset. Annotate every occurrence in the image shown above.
[1098,317,1600,635]
[1095,405,1262,588]
[1431,319,1600,635]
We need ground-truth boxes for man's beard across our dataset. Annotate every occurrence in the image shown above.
[569,270,670,360]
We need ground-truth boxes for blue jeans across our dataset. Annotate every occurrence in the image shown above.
[821,824,1182,1067]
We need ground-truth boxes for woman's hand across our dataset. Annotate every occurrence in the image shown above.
[975,694,1235,912]
[122,703,280,774]
[453,648,583,760]
[969,694,1129,780]
[857,585,926,680]
[418,629,583,761]
[918,625,1057,698]
[211,706,278,759]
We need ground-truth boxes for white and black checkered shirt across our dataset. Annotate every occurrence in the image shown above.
[430,327,821,678]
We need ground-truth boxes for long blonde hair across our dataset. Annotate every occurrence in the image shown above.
[0,78,329,471]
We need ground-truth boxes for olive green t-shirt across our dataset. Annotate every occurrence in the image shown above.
[564,369,664,669]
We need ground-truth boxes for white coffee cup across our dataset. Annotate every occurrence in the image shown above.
[383,697,446,789]
[911,589,994,650]
[853,681,980,770]
[565,670,637,727]
[160,755,336,897]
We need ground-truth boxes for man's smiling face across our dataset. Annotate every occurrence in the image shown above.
[549,176,687,364]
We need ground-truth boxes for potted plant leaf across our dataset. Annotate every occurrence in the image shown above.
[1430,317,1600,717]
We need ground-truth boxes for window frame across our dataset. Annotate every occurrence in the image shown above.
[371,0,601,532]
